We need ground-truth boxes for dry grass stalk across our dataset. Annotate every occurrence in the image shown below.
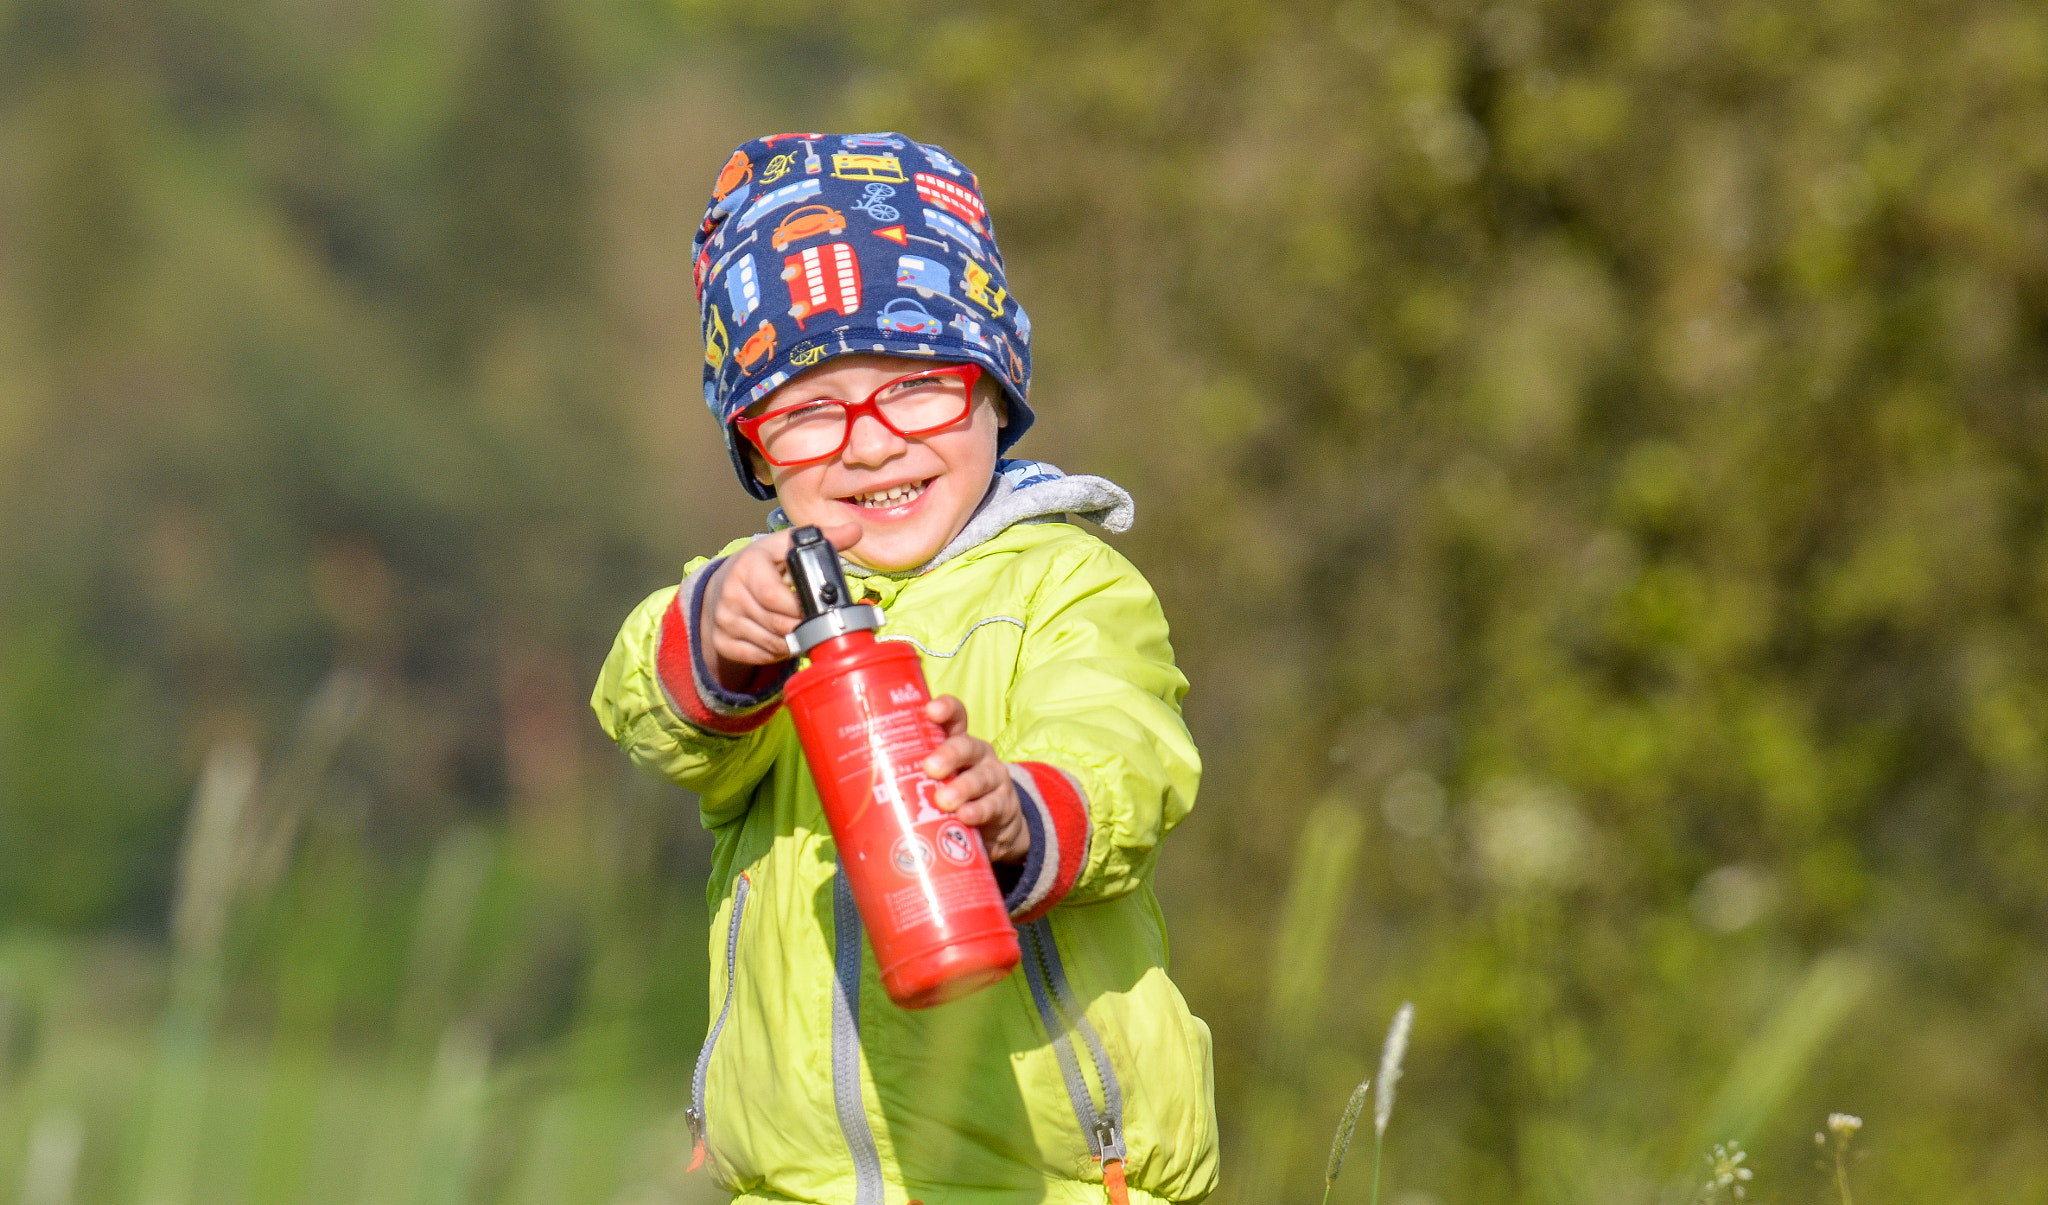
[1369,1002,1414,1205]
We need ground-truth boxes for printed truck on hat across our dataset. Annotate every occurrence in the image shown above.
[832,153,907,183]
[915,173,987,233]
[724,255,760,324]
[958,254,1006,318]
[917,143,965,177]
[949,313,991,349]
[896,255,952,299]
[920,208,983,257]
[737,179,824,230]
[704,305,729,369]
[783,243,863,329]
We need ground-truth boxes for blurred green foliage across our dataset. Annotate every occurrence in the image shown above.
[4,0,2048,1202]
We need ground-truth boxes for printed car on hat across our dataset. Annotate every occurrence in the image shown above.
[771,204,848,251]
[877,297,943,338]
[735,319,777,371]
[712,149,753,199]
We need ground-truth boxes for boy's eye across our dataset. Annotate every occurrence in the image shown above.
[776,401,840,423]
[884,375,947,394]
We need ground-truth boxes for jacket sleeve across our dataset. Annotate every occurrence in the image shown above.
[994,540,1200,915]
[590,549,794,827]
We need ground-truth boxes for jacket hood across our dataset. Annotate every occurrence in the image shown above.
[767,457,1133,578]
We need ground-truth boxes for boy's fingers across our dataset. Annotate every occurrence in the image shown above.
[725,589,798,643]
[922,731,983,781]
[982,811,1030,863]
[757,523,862,568]
[717,595,800,657]
[937,757,1005,809]
[737,557,804,617]
[714,616,792,665]
[924,695,968,737]
[957,784,1027,862]
[713,633,783,666]
[741,580,802,626]
[960,789,1018,832]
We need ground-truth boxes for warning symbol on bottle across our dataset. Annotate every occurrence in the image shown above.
[910,776,946,823]
[891,835,935,876]
[936,823,977,866]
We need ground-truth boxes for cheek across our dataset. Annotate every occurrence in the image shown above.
[769,464,833,517]
[933,411,1001,477]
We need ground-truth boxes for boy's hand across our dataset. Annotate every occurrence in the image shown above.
[922,695,1028,863]
[703,522,864,690]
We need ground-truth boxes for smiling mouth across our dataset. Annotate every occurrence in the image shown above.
[846,478,933,510]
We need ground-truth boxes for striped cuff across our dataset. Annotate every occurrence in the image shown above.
[1003,762,1091,923]
[653,558,793,737]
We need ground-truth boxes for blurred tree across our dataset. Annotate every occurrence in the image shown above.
[2,0,2048,1202]
[0,620,176,926]
[435,0,591,359]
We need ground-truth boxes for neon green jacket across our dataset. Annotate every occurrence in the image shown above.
[592,518,1217,1205]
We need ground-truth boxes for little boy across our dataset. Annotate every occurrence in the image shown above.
[592,133,1217,1205]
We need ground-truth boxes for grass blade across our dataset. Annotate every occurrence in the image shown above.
[1224,798,1364,1203]
[1323,1075,1371,1202]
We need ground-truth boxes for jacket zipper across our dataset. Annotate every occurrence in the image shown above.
[831,871,886,1205]
[687,872,750,1172]
[1019,918,1128,1202]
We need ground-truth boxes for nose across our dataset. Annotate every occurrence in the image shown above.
[841,408,907,468]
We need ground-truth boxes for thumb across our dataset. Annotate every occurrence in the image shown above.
[823,522,864,552]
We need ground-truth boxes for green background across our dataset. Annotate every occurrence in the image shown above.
[3,0,2044,1201]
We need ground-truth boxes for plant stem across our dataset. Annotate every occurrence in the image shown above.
[1833,1141,1853,1205]
[1369,1133,1384,1205]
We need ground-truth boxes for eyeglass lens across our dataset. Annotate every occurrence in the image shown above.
[755,372,972,463]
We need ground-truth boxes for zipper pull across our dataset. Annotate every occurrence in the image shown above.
[1092,1118,1126,1162]
[684,1107,706,1172]
[1092,1119,1129,1205]
[1101,1157,1129,1205]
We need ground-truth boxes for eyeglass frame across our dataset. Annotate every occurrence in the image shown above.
[732,362,986,467]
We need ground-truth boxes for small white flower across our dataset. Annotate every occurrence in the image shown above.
[1701,1141,1754,1202]
[1827,1113,1863,1137]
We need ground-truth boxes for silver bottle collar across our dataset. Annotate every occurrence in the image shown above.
[787,604,885,658]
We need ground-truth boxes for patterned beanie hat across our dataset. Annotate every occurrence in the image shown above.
[693,133,1035,500]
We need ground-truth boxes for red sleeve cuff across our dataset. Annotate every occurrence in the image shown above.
[1003,762,1091,922]
[654,565,789,736]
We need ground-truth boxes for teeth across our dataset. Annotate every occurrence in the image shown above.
[852,480,929,509]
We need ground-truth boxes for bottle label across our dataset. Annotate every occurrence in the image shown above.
[789,648,1014,985]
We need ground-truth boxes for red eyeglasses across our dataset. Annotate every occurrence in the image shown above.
[734,363,983,467]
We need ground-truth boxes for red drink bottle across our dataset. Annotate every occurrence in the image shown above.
[781,526,1021,1007]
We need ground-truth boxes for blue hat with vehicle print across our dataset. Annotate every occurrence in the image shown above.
[694,132,1035,500]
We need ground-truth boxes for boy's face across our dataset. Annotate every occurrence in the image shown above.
[741,355,1005,573]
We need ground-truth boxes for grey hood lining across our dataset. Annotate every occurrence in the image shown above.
[766,467,1134,579]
